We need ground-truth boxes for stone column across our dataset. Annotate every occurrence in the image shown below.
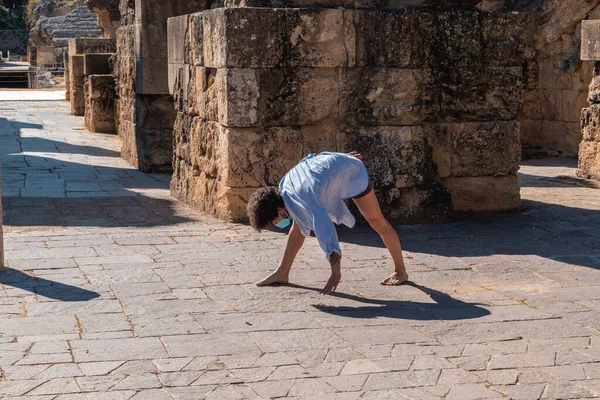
[69,55,86,116]
[114,0,209,173]
[580,20,600,181]
[67,38,116,116]
[64,52,71,101]
[84,53,117,133]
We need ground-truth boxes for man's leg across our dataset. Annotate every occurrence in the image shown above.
[256,220,305,286]
[352,191,409,285]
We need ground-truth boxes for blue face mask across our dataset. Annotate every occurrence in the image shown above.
[275,210,292,229]
[275,218,292,229]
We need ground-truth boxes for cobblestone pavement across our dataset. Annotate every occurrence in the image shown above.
[1,99,600,399]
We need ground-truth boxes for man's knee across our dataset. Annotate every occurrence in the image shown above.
[367,215,390,234]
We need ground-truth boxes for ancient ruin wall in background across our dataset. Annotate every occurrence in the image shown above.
[513,0,600,158]
[114,0,209,173]
[168,7,531,223]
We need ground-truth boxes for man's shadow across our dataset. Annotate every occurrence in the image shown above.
[0,267,100,302]
[283,281,490,321]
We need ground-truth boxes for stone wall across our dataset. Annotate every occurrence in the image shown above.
[168,7,531,222]
[28,1,103,66]
[579,21,600,181]
[114,0,209,172]
[0,30,28,54]
[515,0,600,158]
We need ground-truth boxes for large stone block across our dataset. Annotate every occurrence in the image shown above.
[260,67,339,126]
[440,175,521,212]
[338,126,438,189]
[378,184,452,224]
[168,15,188,65]
[136,57,169,94]
[84,53,113,75]
[68,38,116,56]
[286,9,353,67]
[426,121,521,178]
[187,12,203,66]
[203,8,286,68]
[350,9,418,68]
[135,22,168,60]
[439,66,524,121]
[302,121,338,155]
[216,68,260,127]
[198,122,303,187]
[482,12,534,67]
[577,141,600,180]
[170,163,255,222]
[340,67,439,126]
[581,20,600,61]
[69,55,86,116]
[84,74,116,134]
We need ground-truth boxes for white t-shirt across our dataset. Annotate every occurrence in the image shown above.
[279,152,370,261]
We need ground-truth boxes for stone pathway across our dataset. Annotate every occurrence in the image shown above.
[1,98,600,399]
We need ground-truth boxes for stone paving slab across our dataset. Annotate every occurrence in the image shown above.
[1,100,600,398]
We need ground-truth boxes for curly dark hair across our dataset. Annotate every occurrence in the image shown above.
[247,187,285,232]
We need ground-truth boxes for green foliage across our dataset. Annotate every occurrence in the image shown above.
[0,4,26,30]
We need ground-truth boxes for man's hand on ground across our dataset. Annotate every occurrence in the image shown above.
[322,252,342,294]
[347,151,363,160]
[321,270,341,295]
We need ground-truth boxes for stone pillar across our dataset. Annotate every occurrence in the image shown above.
[84,53,116,133]
[114,0,209,173]
[579,20,600,181]
[69,55,86,116]
[168,7,530,223]
[64,52,71,101]
[85,75,117,133]
[67,38,116,116]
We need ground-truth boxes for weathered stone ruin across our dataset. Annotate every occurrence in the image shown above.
[66,38,115,117]
[85,0,120,39]
[580,20,600,181]
[167,6,532,222]
[77,0,600,223]
[84,53,116,133]
[515,0,600,159]
[27,0,102,67]
[114,0,208,172]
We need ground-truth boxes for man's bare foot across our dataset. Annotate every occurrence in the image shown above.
[381,271,409,286]
[256,270,290,286]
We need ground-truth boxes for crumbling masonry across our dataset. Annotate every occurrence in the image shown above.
[74,0,600,224]
[166,7,531,222]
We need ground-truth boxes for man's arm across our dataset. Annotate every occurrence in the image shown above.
[311,208,343,295]
[278,220,305,274]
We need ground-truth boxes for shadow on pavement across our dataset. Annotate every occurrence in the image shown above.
[0,116,196,228]
[0,267,100,301]
[336,199,600,271]
[518,173,600,189]
[287,282,490,321]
